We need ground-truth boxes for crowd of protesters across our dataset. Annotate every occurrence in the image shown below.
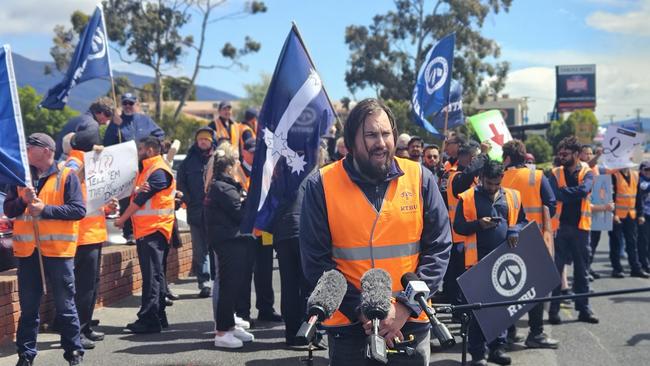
[2,93,649,366]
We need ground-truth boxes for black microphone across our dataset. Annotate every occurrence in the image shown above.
[360,268,392,364]
[295,269,347,345]
[401,272,455,348]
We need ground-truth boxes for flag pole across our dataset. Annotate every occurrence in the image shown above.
[290,21,342,130]
[99,3,121,143]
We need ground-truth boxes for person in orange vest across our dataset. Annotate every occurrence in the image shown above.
[300,99,452,365]
[239,108,258,176]
[501,139,559,350]
[439,133,466,204]
[3,133,86,366]
[579,144,612,280]
[443,142,488,312]
[56,131,117,350]
[454,159,528,366]
[209,101,240,147]
[548,136,599,325]
[609,166,648,278]
[115,137,176,333]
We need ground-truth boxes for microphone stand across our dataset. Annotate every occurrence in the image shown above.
[435,286,650,366]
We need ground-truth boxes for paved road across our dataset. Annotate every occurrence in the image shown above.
[1,235,650,365]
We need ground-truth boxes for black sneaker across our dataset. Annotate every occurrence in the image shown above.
[68,350,83,365]
[578,312,599,324]
[612,271,625,278]
[488,348,512,365]
[199,287,212,298]
[83,330,104,342]
[525,333,559,349]
[166,291,180,300]
[630,270,650,279]
[15,354,33,366]
[470,359,488,366]
[126,320,162,334]
[588,269,601,279]
[258,311,283,322]
[80,334,95,349]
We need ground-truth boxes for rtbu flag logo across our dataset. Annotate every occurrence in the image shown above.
[40,5,112,110]
[241,25,335,233]
[411,33,455,136]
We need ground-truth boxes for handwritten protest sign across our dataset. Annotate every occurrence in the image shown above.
[468,110,513,161]
[84,141,137,212]
[601,126,645,170]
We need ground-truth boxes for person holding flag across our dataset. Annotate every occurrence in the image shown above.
[40,5,112,111]
[54,97,114,160]
[4,133,86,366]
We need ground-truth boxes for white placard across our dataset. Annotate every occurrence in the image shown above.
[601,125,645,170]
[83,140,138,212]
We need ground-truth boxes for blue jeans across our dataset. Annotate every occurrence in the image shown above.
[16,252,83,361]
[189,224,211,289]
[550,226,592,314]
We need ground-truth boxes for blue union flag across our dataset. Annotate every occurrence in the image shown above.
[0,45,31,186]
[40,5,112,110]
[411,33,455,136]
[241,25,336,233]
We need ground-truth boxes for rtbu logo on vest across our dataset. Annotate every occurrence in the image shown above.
[457,223,560,341]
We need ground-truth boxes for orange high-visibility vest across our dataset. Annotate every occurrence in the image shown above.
[320,157,429,326]
[65,150,107,246]
[614,170,638,219]
[447,171,474,243]
[131,155,176,242]
[551,166,592,231]
[13,167,80,258]
[212,118,240,149]
[459,187,521,268]
[502,165,544,229]
[443,160,458,174]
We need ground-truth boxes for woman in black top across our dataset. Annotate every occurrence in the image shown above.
[204,143,255,348]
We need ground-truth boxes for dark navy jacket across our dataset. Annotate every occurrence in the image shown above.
[454,186,528,259]
[3,164,86,220]
[103,113,165,146]
[300,156,451,334]
[55,111,99,160]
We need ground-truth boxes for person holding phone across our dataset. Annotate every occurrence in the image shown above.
[454,159,528,366]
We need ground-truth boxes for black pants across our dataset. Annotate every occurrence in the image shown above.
[118,197,133,239]
[588,230,601,269]
[236,239,275,318]
[216,237,255,331]
[74,243,102,334]
[638,215,650,270]
[136,232,167,325]
[610,216,641,273]
[550,226,591,314]
[442,242,464,306]
[274,238,308,341]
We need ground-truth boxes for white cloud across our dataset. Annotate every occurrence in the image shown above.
[586,0,650,36]
[501,51,650,123]
[0,1,98,35]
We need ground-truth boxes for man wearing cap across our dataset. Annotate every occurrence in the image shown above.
[55,97,114,160]
[103,93,165,146]
[103,93,165,244]
[177,127,217,298]
[3,133,86,366]
[209,101,240,146]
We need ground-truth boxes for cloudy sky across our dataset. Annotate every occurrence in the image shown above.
[1,0,649,124]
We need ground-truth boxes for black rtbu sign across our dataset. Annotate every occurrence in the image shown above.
[457,222,561,342]
[556,64,596,112]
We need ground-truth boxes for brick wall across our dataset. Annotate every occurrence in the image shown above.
[0,232,192,346]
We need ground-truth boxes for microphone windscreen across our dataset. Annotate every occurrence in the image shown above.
[307,269,347,318]
[360,268,392,319]
[400,272,419,289]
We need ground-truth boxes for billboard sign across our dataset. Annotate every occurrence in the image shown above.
[556,64,596,113]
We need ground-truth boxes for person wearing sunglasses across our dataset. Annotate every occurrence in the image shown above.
[103,93,165,147]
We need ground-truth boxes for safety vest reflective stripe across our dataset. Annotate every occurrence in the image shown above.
[615,205,634,210]
[524,207,543,213]
[13,234,78,242]
[551,166,592,231]
[614,171,638,219]
[332,241,420,261]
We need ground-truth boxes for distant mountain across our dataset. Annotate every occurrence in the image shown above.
[11,53,240,112]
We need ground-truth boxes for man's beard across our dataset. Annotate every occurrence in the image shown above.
[561,157,575,168]
[355,148,394,181]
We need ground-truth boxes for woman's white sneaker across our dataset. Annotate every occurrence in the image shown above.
[234,315,250,329]
[232,326,254,342]
[214,331,243,348]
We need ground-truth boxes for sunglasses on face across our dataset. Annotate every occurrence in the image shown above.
[122,101,135,106]
[643,168,650,172]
